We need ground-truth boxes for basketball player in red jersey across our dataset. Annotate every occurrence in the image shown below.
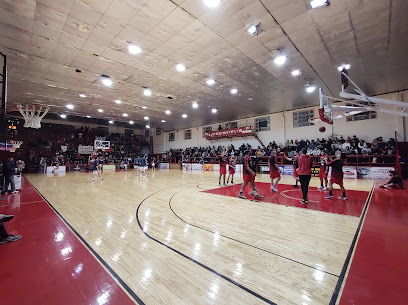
[269,150,281,192]
[218,151,227,187]
[285,151,299,188]
[317,151,329,190]
[238,150,262,199]
[226,154,236,185]
[325,151,347,200]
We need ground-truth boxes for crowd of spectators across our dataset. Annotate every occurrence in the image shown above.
[161,135,397,162]
[24,124,149,170]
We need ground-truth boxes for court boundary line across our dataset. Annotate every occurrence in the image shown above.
[24,176,146,305]
[169,185,339,277]
[328,182,376,305]
[135,185,278,305]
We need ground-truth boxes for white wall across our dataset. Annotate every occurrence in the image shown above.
[151,90,408,153]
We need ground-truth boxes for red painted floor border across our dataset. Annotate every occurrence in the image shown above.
[0,177,138,305]
[338,185,408,305]
[203,182,369,217]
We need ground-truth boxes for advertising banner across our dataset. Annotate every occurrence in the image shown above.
[159,163,169,169]
[357,167,394,179]
[202,164,213,171]
[205,126,253,139]
[78,145,94,155]
[343,166,357,179]
[46,165,66,173]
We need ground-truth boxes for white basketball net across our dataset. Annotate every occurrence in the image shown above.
[17,104,49,129]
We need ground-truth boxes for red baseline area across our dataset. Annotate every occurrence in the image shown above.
[338,185,408,305]
[203,182,369,217]
[0,178,135,305]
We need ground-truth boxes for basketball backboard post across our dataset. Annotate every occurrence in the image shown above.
[0,52,7,146]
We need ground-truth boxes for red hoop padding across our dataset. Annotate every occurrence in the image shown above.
[318,108,333,125]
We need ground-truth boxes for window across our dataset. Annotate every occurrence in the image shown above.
[203,126,212,138]
[156,128,161,136]
[125,129,133,135]
[346,111,376,122]
[345,102,377,122]
[293,110,314,128]
[184,129,191,140]
[230,122,238,129]
[255,116,270,131]
[145,129,150,138]
[169,132,175,142]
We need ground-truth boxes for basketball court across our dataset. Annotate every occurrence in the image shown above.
[2,169,407,305]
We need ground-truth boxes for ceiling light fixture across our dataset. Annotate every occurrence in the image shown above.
[144,89,152,96]
[146,124,150,129]
[129,121,134,124]
[206,79,215,85]
[144,116,149,120]
[114,99,122,104]
[86,115,91,118]
[98,109,104,113]
[66,104,74,109]
[101,77,112,87]
[123,113,128,117]
[142,106,147,109]
[192,102,199,108]
[230,88,238,94]
[248,23,260,36]
[161,120,166,123]
[306,85,316,93]
[212,108,218,113]
[109,120,113,124]
[291,69,301,76]
[337,64,351,71]
[203,0,221,8]
[128,44,141,55]
[274,55,286,66]
[165,110,171,115]
[182,114,187,118]
[176,63,186,72]
[79,94,86,98]
[310,0,329,9]
[60,114,67,118]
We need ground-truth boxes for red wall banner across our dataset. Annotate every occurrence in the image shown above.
[205,126,253,139]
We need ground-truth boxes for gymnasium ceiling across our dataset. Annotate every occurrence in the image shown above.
[0,0,407,131]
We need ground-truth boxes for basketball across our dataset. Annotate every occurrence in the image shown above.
[319,126,326,133]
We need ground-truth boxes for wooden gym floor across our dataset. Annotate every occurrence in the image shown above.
[1,169,407,305]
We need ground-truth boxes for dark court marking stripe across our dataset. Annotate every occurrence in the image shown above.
[190,184,340,277]
[328,182,376,305]
[24,176,146,305]
[136,186,278,305]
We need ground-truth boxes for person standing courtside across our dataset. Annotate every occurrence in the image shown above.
[296,148,312,205]
[269,150,281,192]
[3,156,18,194]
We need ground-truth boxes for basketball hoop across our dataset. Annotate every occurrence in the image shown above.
[0,140,23,152]
[17,104,49,129]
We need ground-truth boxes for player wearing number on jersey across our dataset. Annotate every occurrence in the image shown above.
[317,151,329,190]
[239,150,262,199]
[325,151,347,200]
[218,152,227,187]
[269,150,281,192]
[226,154,236,185]
[90,155,103,181]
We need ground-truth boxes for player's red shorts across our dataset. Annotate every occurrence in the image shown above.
[220,166,226,175]
[270,170,280,179]
[293,169,299,178]
[319,170,328,179]
[330,177,344,187]
[243,174,255,184]
[229,168,235,175]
